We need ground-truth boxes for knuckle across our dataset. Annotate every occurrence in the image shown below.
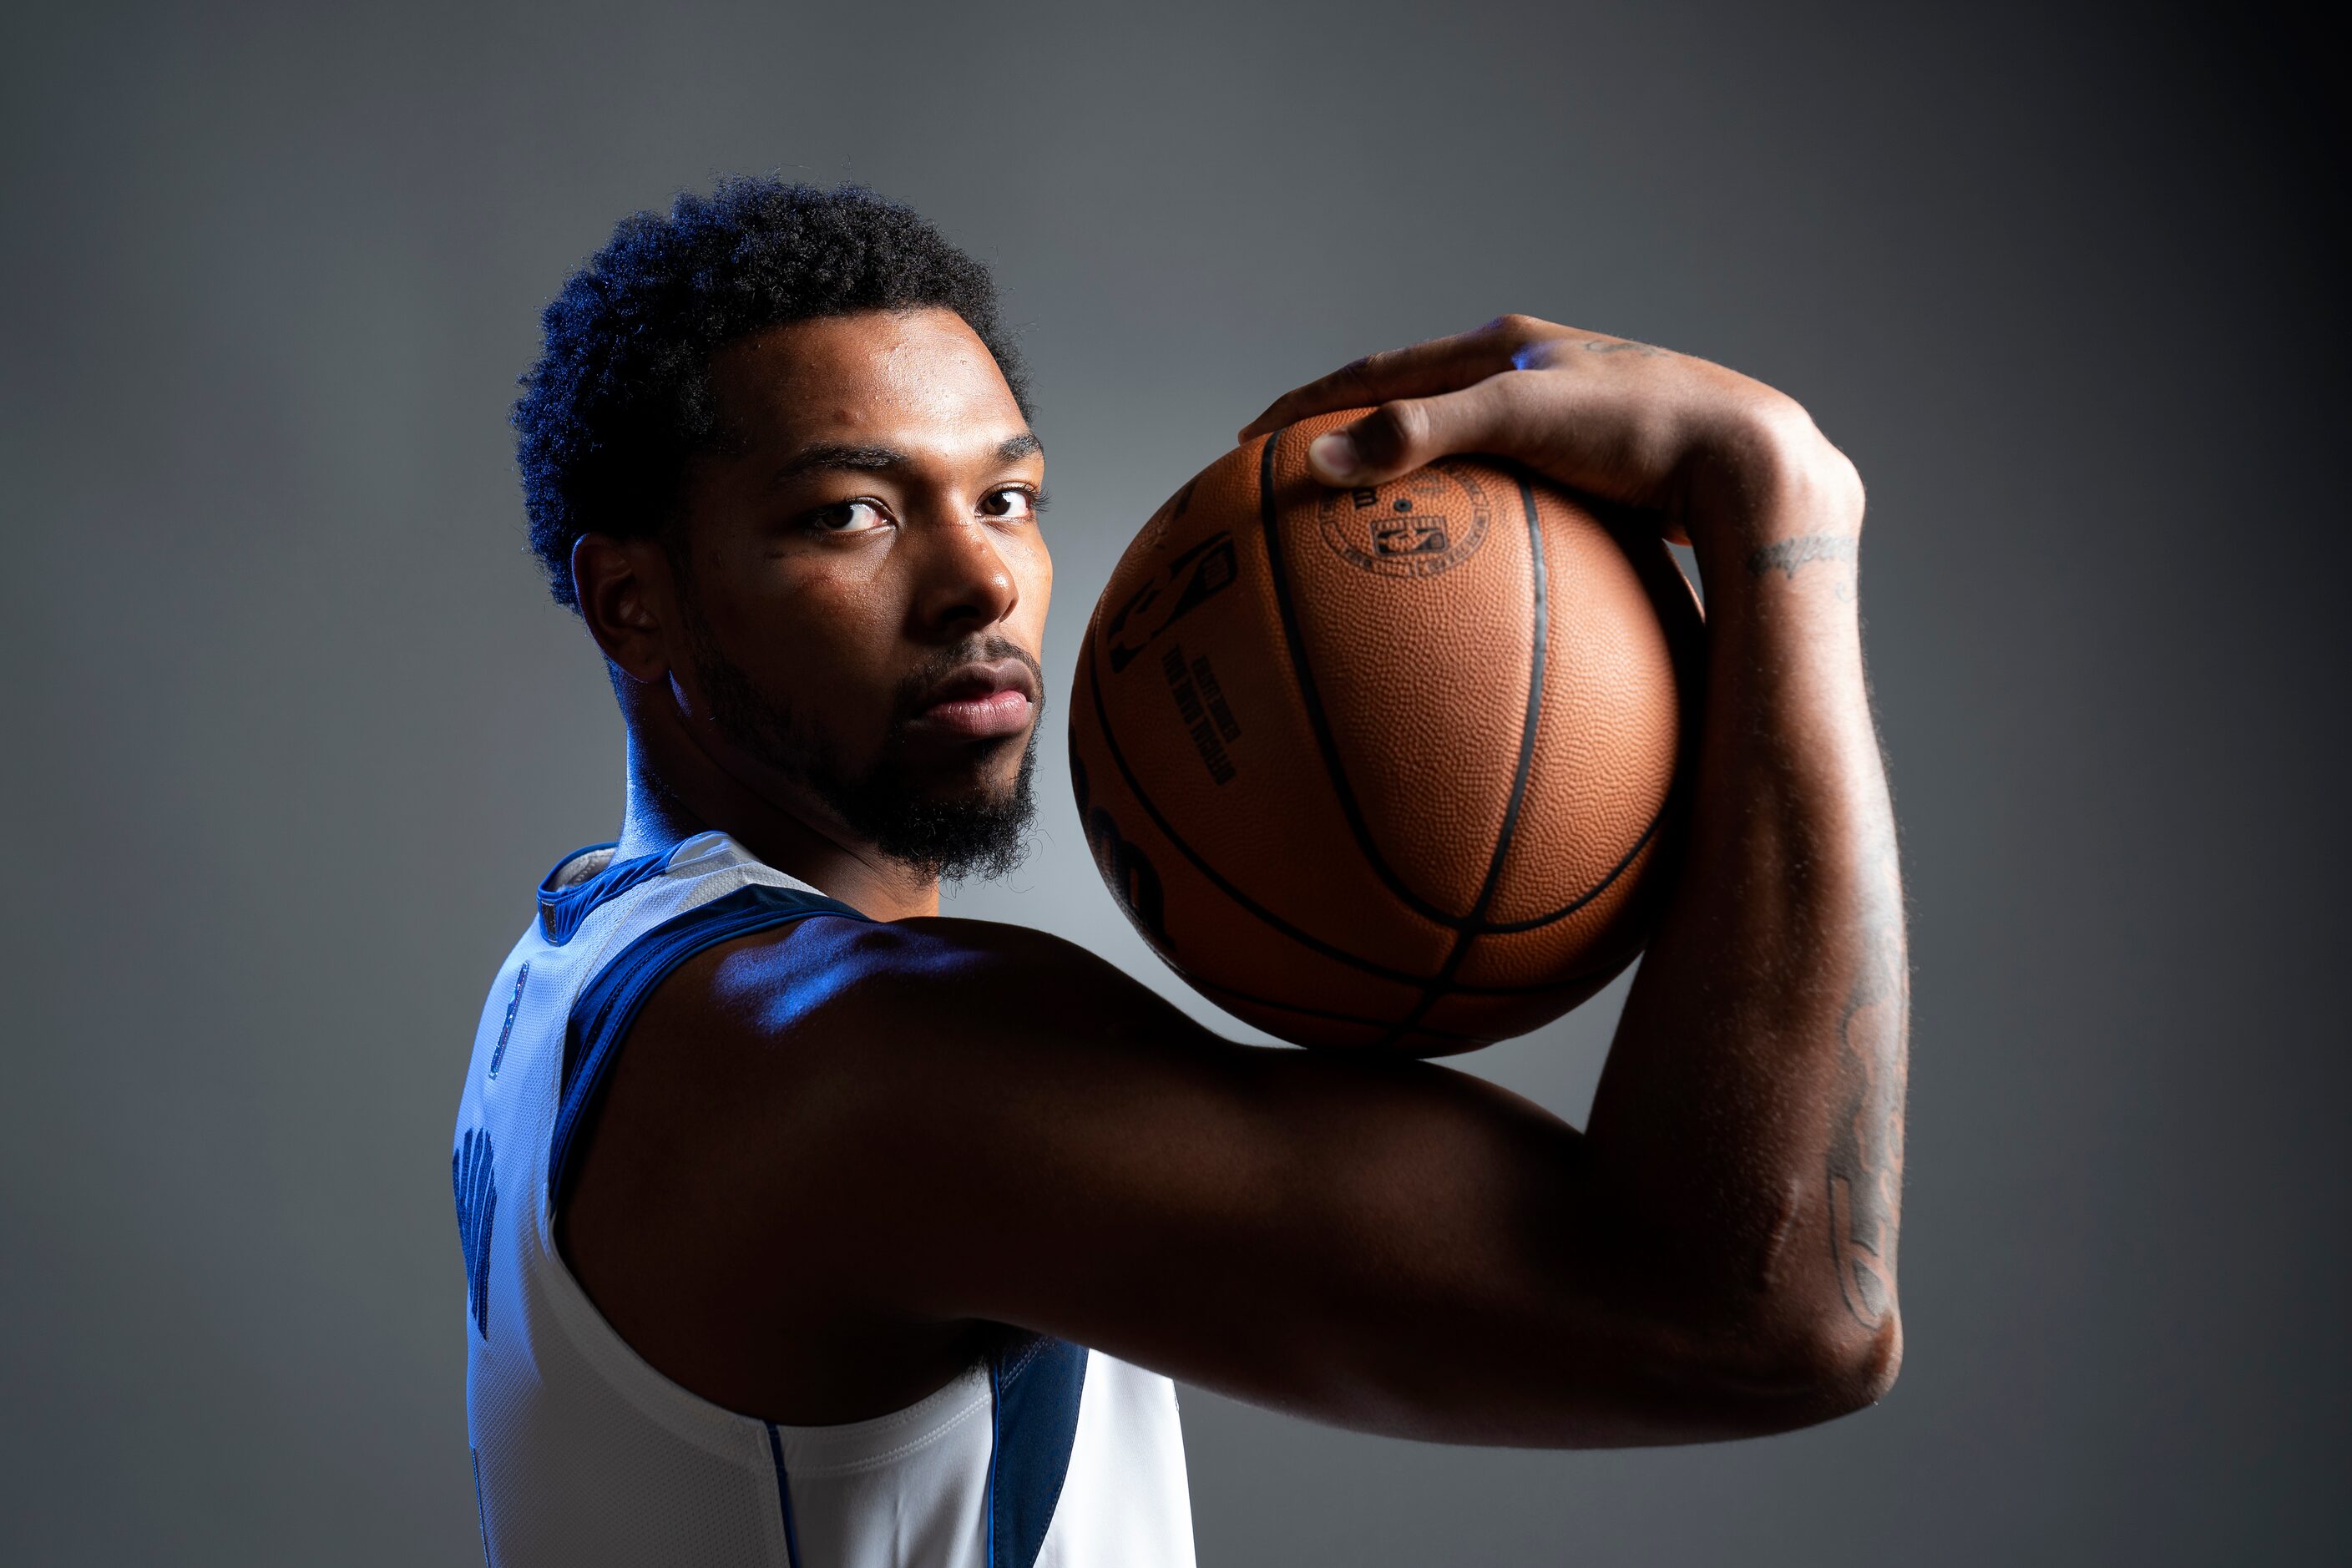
[1485,312,1557,344]
[1373,397,1429,453]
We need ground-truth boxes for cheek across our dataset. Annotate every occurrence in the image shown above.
[709,568,899,711]
[728,539,898,639]
[1014,534,1055,630]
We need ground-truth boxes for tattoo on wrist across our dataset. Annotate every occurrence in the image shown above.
[1582,338,1669,357]
[1746,534,1858,580]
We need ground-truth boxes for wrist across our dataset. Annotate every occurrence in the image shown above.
[1682,400,1865,570]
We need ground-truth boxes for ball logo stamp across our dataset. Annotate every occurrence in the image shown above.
[1318,463,1490,578]
[1104,530,1239,674]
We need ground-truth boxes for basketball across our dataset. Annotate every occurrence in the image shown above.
[1068,408,1705,1055]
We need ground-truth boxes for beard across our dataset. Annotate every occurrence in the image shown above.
[685,615,1041,885]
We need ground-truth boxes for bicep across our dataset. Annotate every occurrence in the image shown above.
[773,923,1698,1443]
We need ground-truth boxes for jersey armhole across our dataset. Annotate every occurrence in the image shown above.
[546,883,868,1216]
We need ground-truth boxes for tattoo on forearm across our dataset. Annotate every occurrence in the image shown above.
[1583,337,1669,357]
[1747,534,1858,580]
[1826,863,1909,1329]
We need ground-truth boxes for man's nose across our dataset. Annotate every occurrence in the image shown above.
[910,515,1019,638]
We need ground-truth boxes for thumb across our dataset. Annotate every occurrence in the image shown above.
[1302,382,1516,486]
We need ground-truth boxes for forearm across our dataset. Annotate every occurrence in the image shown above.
[1579,424,1907,1400]
[944,320,1919,1440]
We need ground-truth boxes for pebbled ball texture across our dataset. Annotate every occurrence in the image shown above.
[1068,410,1703,1055]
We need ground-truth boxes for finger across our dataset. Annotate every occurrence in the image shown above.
[1305,366,1705,520]
[1237,321,1530,442]
[1301,376,1536,486]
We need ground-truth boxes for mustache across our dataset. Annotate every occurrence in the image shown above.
[888,636,1045,725]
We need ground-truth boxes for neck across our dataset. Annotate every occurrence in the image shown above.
[613,722,940,923]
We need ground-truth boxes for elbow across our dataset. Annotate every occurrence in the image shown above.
[1507,1292,1904,1448]
[1717,1196,1904,1426]
[1736,1300,1904,1429]
[1799,1308,1904,1417]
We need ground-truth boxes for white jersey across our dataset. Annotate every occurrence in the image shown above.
[452,831,1196,1567]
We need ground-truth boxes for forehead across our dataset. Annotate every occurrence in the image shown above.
[706,307,1026,458]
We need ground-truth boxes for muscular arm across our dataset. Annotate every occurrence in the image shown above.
[567,317,1906,1445]
[1582,440,1906,1375]
[1247,321,1909,1376]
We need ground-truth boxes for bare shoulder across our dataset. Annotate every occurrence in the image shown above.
[707,908,1089,1011]
[683,910,1204,1065]
[559,908,1225,1353]
[584,911,1204,1191]
[559,911,1099,1418]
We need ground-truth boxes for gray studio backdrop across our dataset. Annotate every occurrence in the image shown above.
[4,1,2344,1563]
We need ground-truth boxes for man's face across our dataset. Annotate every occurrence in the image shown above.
[664,308,1052,878]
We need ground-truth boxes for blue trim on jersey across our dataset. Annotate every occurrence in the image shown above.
[453,1127,497,1338]
[487,960,529,1080]
[765,1423,806,1568]
[547,883,867,1205]
[536,842,672,946]
[470,1445,494,1567]
[988,1334,1088,1568]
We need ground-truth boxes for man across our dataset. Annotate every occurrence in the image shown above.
[452,178,1906,1567]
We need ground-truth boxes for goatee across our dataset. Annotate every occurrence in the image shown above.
[688,623,1041,885]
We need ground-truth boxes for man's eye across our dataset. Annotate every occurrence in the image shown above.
[808,499,890,534]
[981,487,1041,521]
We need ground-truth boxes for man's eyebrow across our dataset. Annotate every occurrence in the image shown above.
[767,443,912,487]
[766,433,1042,489]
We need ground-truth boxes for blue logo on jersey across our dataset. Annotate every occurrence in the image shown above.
[488,961,529,1080]
[453,1127,497,1338]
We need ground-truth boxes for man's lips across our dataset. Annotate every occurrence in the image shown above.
[906,658,1040,741]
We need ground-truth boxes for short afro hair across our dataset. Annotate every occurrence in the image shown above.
[513,178,1029,609]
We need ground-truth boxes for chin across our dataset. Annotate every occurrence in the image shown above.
[918,761,1024,810]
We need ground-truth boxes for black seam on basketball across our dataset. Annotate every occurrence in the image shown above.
[1378,473,1550,1044]
[1469,798,1664,933]
[1083,453,1680,1026]
[1082,630,1444,988]
[1459,483,1685,934]
[1256,427,1464,928]
[1470,476,1548,923]
[1189,977,1491,1043]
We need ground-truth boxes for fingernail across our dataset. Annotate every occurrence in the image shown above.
[1309,432,1359,480]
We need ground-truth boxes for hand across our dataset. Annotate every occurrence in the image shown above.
[1238,315,1863,559]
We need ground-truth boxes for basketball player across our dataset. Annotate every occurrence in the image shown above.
[452,180,1907,1567]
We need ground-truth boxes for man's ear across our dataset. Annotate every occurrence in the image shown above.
[571,532,678,685]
